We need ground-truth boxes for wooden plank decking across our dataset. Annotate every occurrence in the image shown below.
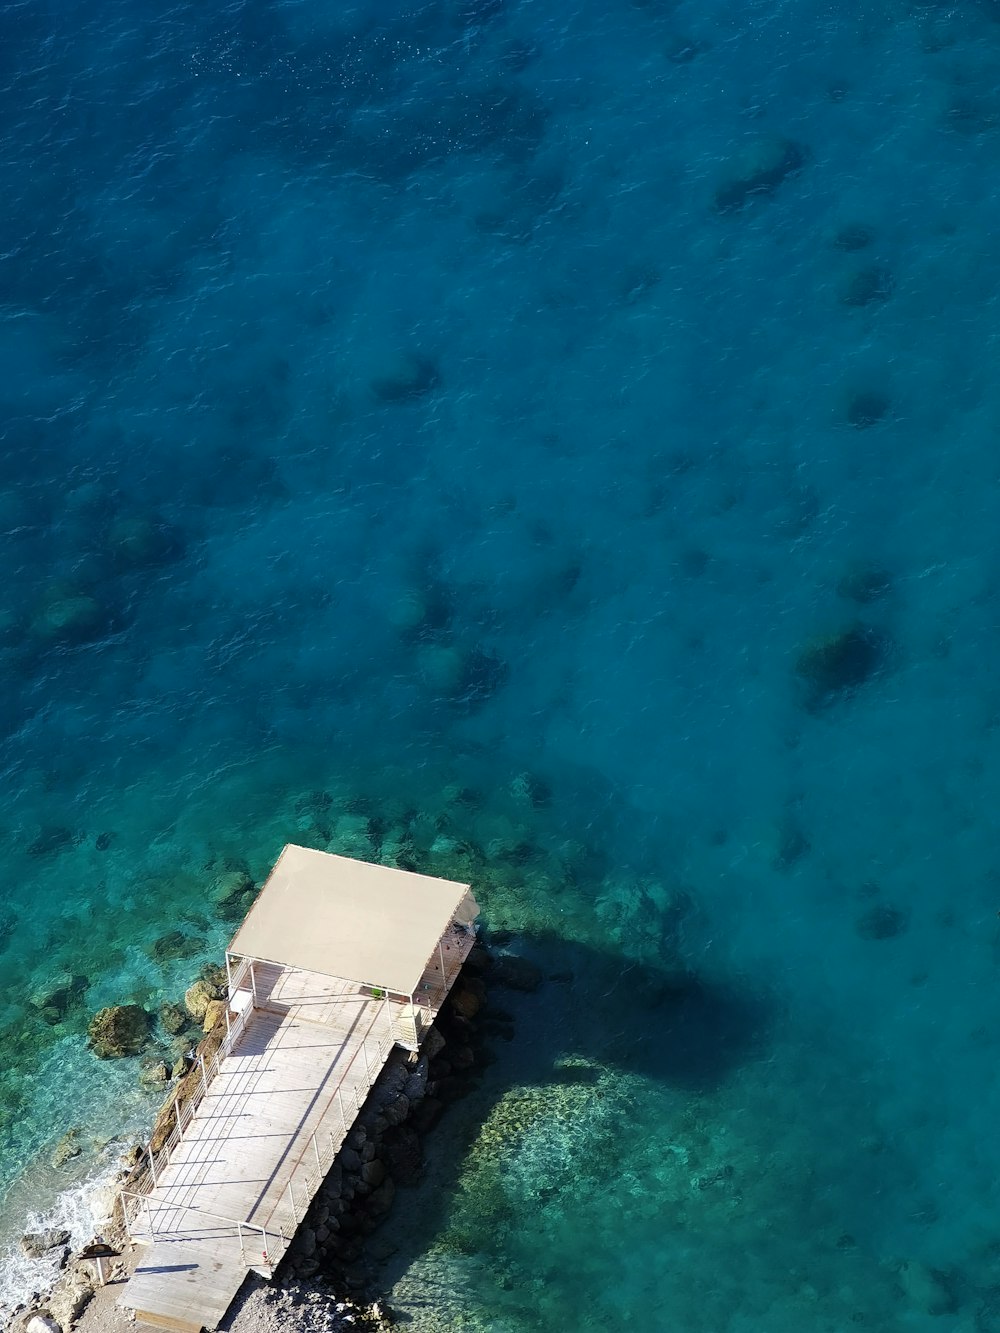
[120,924,475,1332]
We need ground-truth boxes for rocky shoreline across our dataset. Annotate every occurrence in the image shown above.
[8,939,541,1333]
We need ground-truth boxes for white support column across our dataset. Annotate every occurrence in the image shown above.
[147,1144,157,1187]
[438,938,446,990]
[250,959,258,1006]
[199,1054,209,1099]
[224,952,233,996]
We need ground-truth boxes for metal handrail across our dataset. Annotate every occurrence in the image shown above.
[258,999,393,1235]
[119,1188,285,1271]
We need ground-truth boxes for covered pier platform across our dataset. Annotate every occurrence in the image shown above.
[117,845,478,1333]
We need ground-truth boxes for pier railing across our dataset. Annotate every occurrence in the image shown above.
[119,959,256,1217]
[257,999,395,1236]
[119,1189,285,1275]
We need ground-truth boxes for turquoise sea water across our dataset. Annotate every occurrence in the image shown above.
[4,0,1000,1325]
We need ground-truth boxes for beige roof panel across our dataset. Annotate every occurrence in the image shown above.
[228,845,477,996]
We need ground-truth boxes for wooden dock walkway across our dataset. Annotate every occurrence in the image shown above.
[118,847,478,1332]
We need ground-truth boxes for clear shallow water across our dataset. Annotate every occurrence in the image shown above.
[3,0,1000,1324]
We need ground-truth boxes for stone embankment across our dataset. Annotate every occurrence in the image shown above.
[10,939,541,1333]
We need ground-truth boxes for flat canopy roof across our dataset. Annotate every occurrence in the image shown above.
[228,844,477,997]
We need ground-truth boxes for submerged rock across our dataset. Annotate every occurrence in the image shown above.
[107,515,183,570]
[210,868,256,922]
[371,352,440,403]
[897,1259,956,1315]
[50,1128,82,1168]
[857,904,908,940]
[794,625,886,707]
[87,1004,152,1058]
[491,955,543,992]
[149,930,203,964]
[159,1001,189,1035]
[30,973,89,1026]
[714,136,807,212]
[31,587,108,645]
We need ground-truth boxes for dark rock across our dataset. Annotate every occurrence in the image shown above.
[381,1127,423,1184]
[95,832,114,851]
[368,1176,396,1215]
[422,1027,446,1061]
[340,1148,363,1174]
[87,1005,152,1058]
[463,944,493,975]
[361,1159,386,1188]
[450,986,481,1020]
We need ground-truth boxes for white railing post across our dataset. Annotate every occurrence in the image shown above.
[313,1133,321,1173]
[199,1054,209,1098]
[288,1180,297,1223]
[250,960,257,1006]
[362,1040,370,1084]
[338,1089,347,1135]
[146,1144,157,1187]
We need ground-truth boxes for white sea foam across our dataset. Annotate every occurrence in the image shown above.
[0,1146,130,1321]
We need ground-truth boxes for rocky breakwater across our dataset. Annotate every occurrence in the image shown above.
[281,940,540,1304]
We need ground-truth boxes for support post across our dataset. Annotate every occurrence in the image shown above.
[338,1089,347,1135]
[147,1144,157,1188]
[199,1054,209,1098]
[313,1133,321,1173]
[288,1180,297,1224]
[225,951,233,996]
[438,938,446,987]
[362,1039,370,1084]
[250,959,258,1006]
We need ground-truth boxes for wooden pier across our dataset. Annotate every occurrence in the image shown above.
[118,846,478,1333]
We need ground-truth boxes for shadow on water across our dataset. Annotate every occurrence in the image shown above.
[365,928,772,1301]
